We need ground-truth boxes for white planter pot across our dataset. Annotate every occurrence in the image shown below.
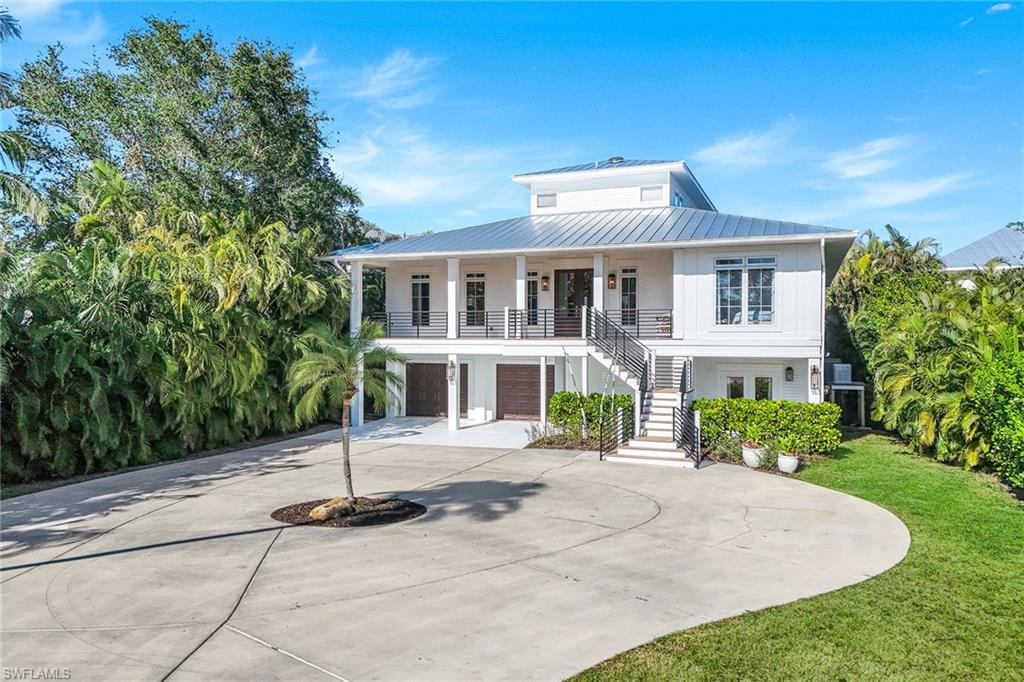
[778,453,800,474]
[741,446,764,468]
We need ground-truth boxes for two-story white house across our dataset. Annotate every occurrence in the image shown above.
[327,158,856,466]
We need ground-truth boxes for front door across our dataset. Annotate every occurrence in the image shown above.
[554,269,593,336]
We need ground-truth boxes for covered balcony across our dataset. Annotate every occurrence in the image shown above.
[366,308,672,339]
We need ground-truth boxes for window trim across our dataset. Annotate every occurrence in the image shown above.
[713,255,777,327]
[717,364,783,400]
[526,271,539,325]
[465,272,486,326]
[619,266,638,325]
[411,273,431,326]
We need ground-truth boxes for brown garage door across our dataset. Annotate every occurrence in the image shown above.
[406,363,468,417]
[496,363,555,420]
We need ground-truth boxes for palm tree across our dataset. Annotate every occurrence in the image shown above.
[0,9,48,225]
[287,321,405,500]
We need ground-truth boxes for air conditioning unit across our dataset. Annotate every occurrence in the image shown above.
[833,363,853,384]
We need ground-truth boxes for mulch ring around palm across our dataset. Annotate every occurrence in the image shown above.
[271,497,426,528]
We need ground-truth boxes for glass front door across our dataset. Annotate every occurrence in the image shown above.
[554,269,593,336]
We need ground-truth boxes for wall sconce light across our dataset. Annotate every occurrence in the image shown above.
[447,360,456,383]
[540,274,550,291]
[607,272,617,289]
[810,364,821,391]
[785,366,794,382]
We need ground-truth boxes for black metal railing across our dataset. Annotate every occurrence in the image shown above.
[673,403,703,468]
[615,309,673,339]
[509,308,586,338]
[586,307,650,379]
[597,407,633,460]
[366,311,448,337]
[457,310,506,338]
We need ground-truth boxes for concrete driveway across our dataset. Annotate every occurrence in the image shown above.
[1,432,909,681]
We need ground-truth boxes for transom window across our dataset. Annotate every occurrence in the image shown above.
[715,256,776,325]
[536,193,557,208]
[465,272,485,326]
[640,185,663,202]
[411,274,430,326]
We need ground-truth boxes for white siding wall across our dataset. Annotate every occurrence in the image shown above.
[693,357,809,402]
[528,169,672,216]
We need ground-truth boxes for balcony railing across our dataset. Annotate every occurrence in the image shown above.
[365,311,448,338]
[368,308,673,339]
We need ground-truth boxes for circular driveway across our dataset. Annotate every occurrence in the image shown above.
[1,432,909,681]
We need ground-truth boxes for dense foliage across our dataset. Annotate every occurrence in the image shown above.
[692,397,842,455]
[971,350,1024,488]
[1,164,348,482]
[829,225,1024,482]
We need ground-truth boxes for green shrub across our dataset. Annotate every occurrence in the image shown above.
[548,391,634,430]
[692,398,842,455]
[971,349,1024,488]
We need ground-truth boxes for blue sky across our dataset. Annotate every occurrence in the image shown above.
[4,1,1022,252]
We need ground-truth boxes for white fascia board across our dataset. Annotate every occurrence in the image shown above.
[511,161,685,187]
[330,231,859,263]
[676,161,717,212]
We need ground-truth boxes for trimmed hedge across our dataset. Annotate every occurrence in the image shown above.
[548,391,634,429]
[971,350,1024,488]
[692,398,842,455]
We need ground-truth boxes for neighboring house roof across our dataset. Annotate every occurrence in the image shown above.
[329,206,855,261]
[942,227,1024,270]
[514,159,677,177]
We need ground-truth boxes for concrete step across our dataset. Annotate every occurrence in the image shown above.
[641,426,674,438]
[641,414,673,424]
[617,443,690,458]
[626,437,678,451]
[605,453,696,469]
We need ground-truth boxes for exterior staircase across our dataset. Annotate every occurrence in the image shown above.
[604,388,696,468]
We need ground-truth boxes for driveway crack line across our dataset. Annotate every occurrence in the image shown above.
[161,527,283,681]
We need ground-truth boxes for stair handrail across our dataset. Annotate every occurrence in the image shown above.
[585,307,652,380]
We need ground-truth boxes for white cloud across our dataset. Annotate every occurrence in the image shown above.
[692,118,798,171]
[977,68,993,75]
[856,173,972,209]
[823,136,914,179]
[347,49,441,109]
[7,0,106,47]
[986,3,1014,14]
[886,114,922,123]
[959,16,975,27]
[295,45,324,69]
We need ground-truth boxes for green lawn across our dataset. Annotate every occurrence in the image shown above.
[574,433,1024,681]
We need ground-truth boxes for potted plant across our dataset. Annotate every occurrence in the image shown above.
[774,435,801,474]
[741,425,766,468]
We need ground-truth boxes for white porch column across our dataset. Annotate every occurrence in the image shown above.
[540,356,548,425]
[386,359,403,417]
[349,261,364,427]
[515,255,527,310]
[581,355,589,394]
[447,257,459,339]
[672,249,685,339]
[448,353,460,431]
[592,253,605,310]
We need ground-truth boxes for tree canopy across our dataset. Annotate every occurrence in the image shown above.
[12,17,359,252]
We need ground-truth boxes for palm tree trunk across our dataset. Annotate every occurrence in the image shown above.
[341,399,355,501]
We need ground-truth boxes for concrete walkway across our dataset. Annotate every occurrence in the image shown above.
[351,416,539,449]
[0,432,909,681]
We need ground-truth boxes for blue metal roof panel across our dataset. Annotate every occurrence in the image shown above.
[943,227,1024,268]
[515,159,677,177]
[328,206,854,258]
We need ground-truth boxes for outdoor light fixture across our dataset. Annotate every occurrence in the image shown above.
[540,274,550,291]
[447,360,456,383]
[785,366,794,382]
[607,272,617,289]
[810,364,821,391]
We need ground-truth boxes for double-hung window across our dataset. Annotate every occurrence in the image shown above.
[526,271,539,325]
[411,274,430,326]
[715,256,776,326]
[465,272,486,326]
[619,266,638,326]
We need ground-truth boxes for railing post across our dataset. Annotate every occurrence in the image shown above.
[581,306,588,341]
[504,307,510,339]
